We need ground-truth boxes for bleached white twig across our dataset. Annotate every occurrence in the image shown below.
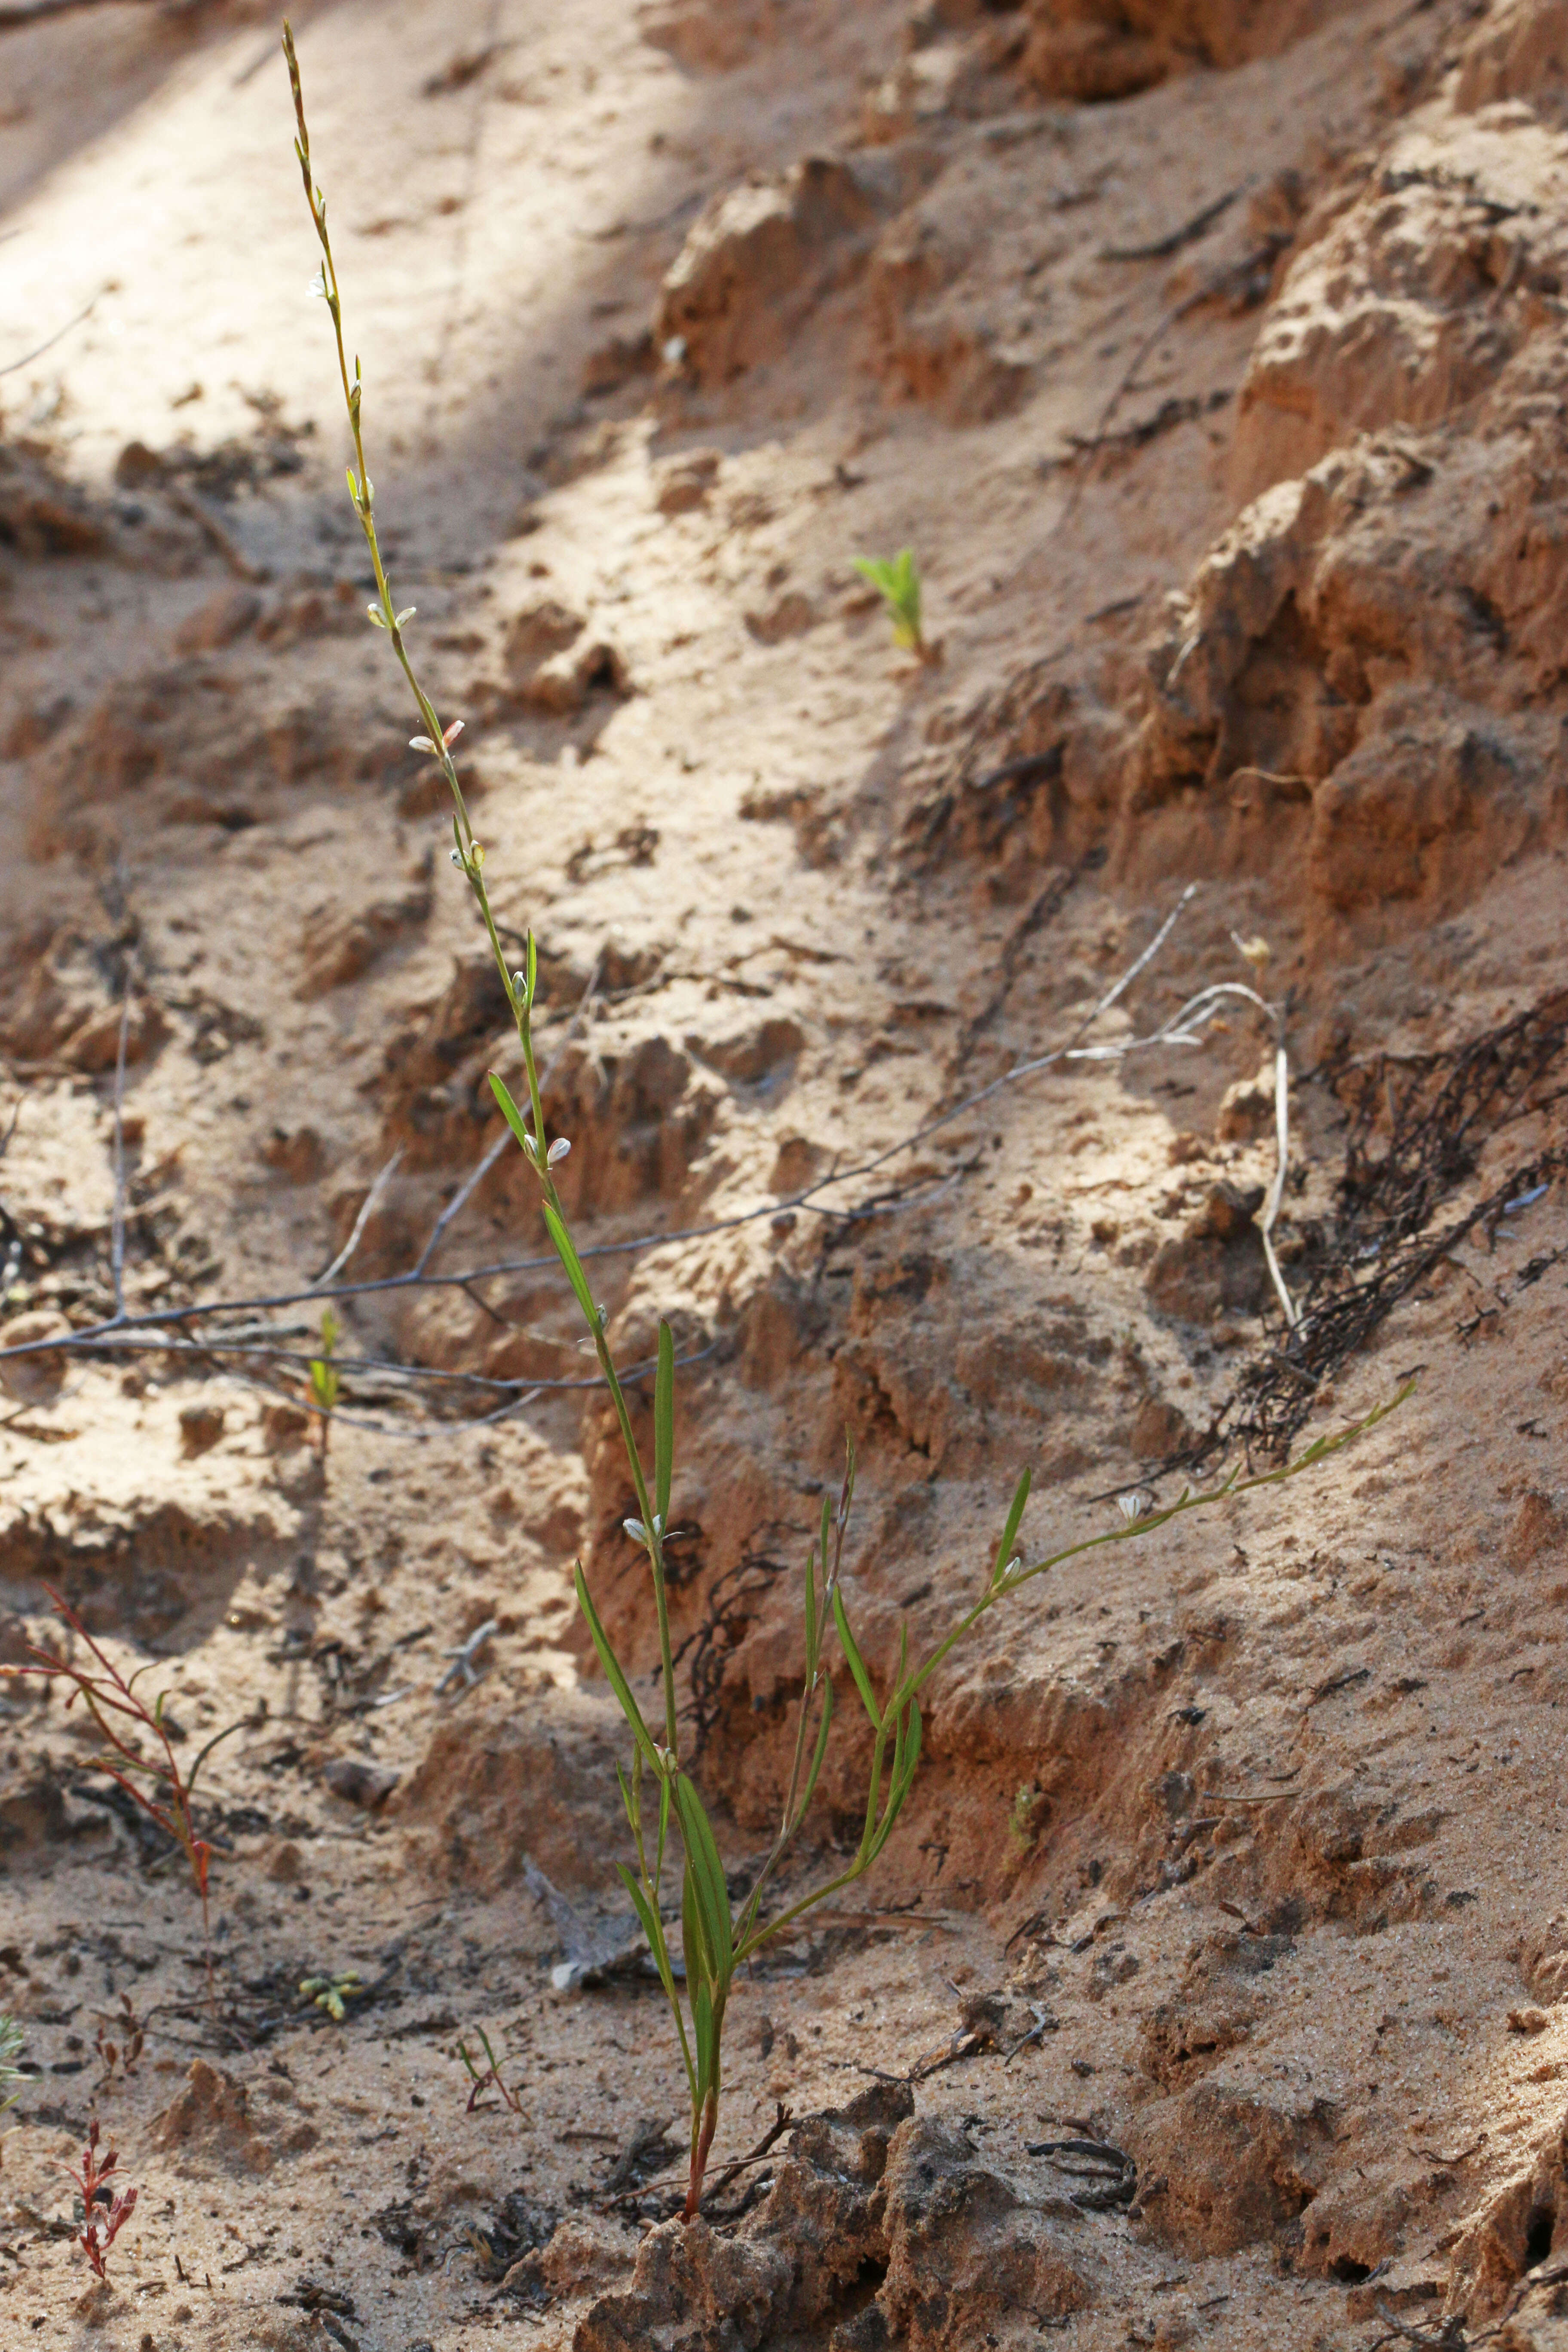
[312,1148,403,1289]
[435,1618,497,1695]
[1260,1039,1298,1328]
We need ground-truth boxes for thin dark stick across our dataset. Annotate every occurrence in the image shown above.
[110,992,130,1322]
[413,1132,510,1279]
[1101,186,1241,263]
[1063,243,1283,518]
[603,2103,793,2210]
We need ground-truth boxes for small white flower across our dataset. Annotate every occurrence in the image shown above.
[409,735,435,753]
[624,1518,647,1544]
[662,335,687,367]
[309,266,327,300]
[651,1513,664,1536]
[442,718,465,747]
[1115,1490,1152,1525]
[547,1137,571,1166]
[394,605,416,628]
[366,605,386,628]
[449,848,462,866]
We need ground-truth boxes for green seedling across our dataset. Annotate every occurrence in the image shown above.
[308,1304,341,1458]
[0,2013,23,2114]
[280,24,1405,2222]
[853,548,928,658]
[458,2026,525,2116]
[299,1970,362,2024]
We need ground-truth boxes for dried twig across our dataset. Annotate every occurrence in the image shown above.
[1102,187,1242,263]
[313,1148,403,1288]
[109,991,131,1322]
[435,1619,497,1696]
[0,285,106,375]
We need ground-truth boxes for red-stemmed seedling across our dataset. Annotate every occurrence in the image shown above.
[0,1588,217,1999]
[62,2122,138,2280]
[457,2027,525,2116]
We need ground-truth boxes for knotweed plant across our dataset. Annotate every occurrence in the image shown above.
[62,2122,137,2282]
[282,24,1404,2219]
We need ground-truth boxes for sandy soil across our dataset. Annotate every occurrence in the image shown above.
[2,2,1568,2348]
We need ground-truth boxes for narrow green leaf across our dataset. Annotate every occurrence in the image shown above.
[888,1692,908,1804]
[832,1587,880,1728]
[903,1693,923,1791]
[691,1978,716,2102]
[674,1774,733,1983]
[616,1759,639,1844]
[993,1466,1032,1588]
[682,1856,710,1996]
[544,1202,600,1331]
[802,1542,818,1676]
[655,1321,674,1527]
[655,1769,671,1891]
[488,1070,535,1160]
[870,1700,922,1862]
[525,929,538,1008]
[617,1864,688,2071]
[618,1864,662,1960]
[575,1563,657,1761]
[795,1677,834,1828]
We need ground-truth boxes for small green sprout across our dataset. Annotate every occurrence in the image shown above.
[853,548,928,659]
[307,1305,341,1457]
[299,1970,361,2023]
[1,2013,24,2113]
[457,2025,525,2115]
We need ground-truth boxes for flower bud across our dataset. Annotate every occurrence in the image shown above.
[547,1137,571,1165]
